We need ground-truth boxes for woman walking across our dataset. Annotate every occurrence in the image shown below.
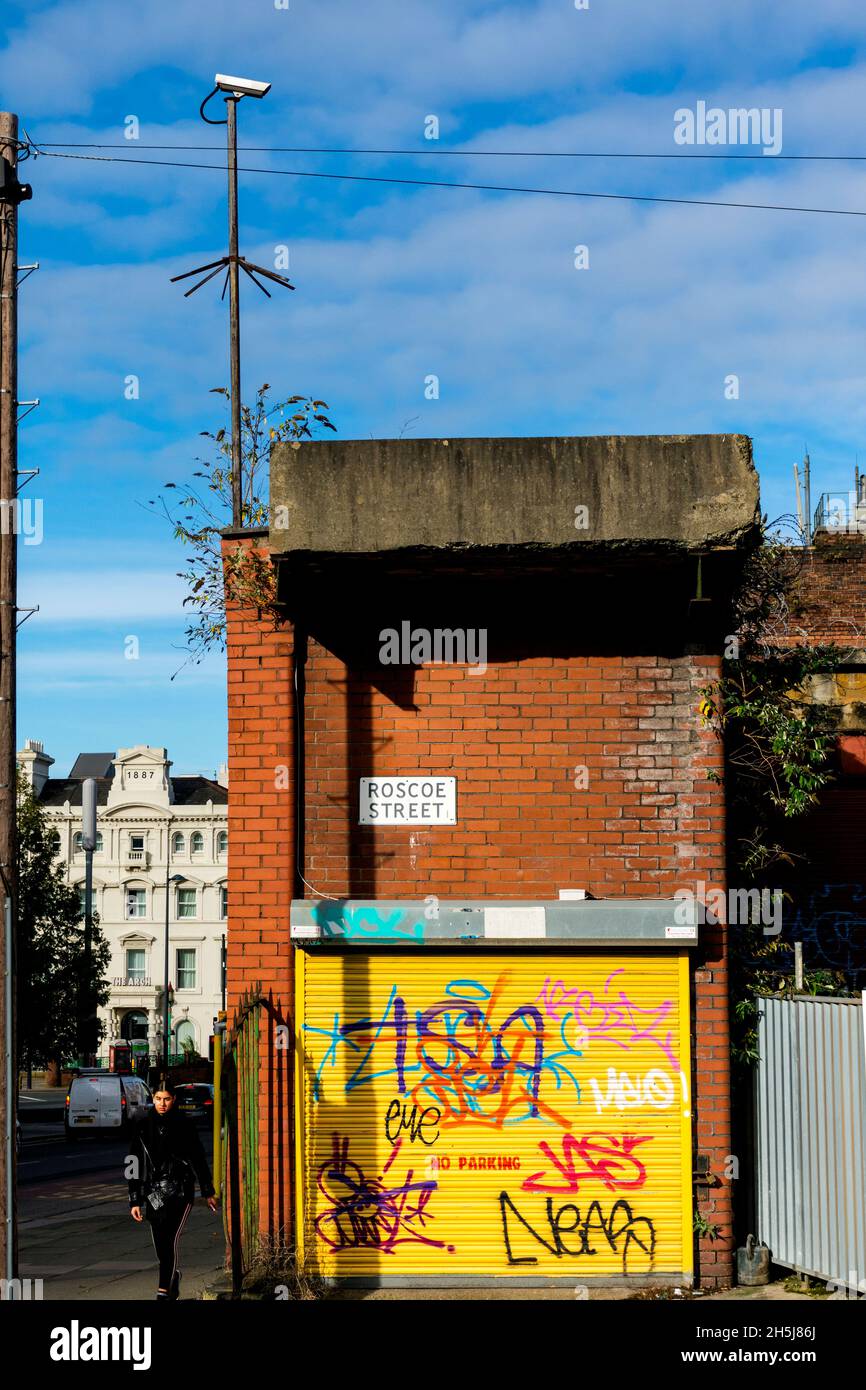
[128,1077,218,1300]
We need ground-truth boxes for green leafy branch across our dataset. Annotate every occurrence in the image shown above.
[146,384,335,668]
[697,524,857,1064]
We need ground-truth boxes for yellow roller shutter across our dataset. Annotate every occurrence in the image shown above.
[296,951,692,1282]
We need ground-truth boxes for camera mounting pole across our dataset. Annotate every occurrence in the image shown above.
[172,77,292,529]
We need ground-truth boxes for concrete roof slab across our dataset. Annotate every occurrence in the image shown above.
[270,434,760,558]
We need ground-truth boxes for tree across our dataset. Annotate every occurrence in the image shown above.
[698,525,853,1066]
[17,771,111,1079]
[147,385,335,667]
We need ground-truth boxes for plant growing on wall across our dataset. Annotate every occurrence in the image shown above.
[693,1209,721,1241]
[699,525,853,1066]
[147,384,335,666]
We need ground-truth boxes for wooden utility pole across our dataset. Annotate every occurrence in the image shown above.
[0,109,20,1283]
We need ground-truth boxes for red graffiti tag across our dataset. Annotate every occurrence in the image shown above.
[521,1132,653,1194]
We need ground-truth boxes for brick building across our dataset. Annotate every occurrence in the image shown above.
[224,433,760,1289]
[773,530,866,990]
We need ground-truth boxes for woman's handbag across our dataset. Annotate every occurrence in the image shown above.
[143,1150,192,1213]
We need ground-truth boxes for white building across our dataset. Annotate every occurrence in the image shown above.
[18,740,228,1066]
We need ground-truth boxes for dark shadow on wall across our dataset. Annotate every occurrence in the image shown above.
[276,552,735,711]
[286,674,383,1284]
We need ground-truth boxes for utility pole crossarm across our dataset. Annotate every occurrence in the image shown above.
[170,254,294,302]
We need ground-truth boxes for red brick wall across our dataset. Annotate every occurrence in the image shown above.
[224,540,295,1244]
[787,536,866,644]
[225,570,295,1009]
[225,544,733,1282]
[770,539,866,992]
[304,648,721,900]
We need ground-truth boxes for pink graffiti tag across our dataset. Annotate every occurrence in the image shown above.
[536,977,679,1072]
[521,1132,653,1195]
[315,1134,455,1255]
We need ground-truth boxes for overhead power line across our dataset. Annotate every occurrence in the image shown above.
[32,141,866,162]
[35,149,866,218]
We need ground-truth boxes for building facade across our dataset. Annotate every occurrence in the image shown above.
[774,527,866,988]
[18,741,228,1065]
[223,432,761,1290]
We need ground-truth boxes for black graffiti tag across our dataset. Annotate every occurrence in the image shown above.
[385,1098,441,1147]
[499,1192,656,1276]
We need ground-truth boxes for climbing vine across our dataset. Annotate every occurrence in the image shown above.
[699,524,854,1066]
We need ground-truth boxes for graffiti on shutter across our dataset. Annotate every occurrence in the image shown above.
[297,953,692,1279]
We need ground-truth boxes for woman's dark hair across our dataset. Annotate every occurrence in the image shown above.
[154,1075,177,1097]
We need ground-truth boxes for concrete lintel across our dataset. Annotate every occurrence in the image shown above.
[270,433,760,558]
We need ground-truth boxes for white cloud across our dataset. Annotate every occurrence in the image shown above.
[7,0,866,120]
[18,644,225,690]
[23,567,191,624]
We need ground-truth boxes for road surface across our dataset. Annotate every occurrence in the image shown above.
[18,1121,226,1301]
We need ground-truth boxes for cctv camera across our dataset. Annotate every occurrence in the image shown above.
[215,74,272,99]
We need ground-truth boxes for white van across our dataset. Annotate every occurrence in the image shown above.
[65,1072,151,1138]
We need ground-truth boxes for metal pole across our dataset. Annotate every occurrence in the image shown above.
[0,109,20,1286]
[212,1023,222,1200]
[80,777,97,1061]
[226,97,242,529]
[793,462,804,537]
[163,848,171,1073]
[803,452,812,545]
[794,941,804,992]
[83,848,93,1058]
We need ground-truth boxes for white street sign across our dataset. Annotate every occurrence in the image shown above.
[359,776,457,826]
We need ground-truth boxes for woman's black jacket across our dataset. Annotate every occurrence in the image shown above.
[127,1107,214,1211]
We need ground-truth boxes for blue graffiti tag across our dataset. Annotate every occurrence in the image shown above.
[311,903,424,942]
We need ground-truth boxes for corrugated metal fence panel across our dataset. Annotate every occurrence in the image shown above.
[297,952,692,1282]
[755,998,803,1270]
[756,996,866,1289]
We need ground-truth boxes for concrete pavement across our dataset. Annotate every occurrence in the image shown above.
[318,1280,813,1301]
[19,1162,226,1301]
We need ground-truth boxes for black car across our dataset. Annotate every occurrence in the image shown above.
[173,1083,214,1124]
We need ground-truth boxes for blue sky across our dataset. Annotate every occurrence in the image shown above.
[4,0,866,775]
